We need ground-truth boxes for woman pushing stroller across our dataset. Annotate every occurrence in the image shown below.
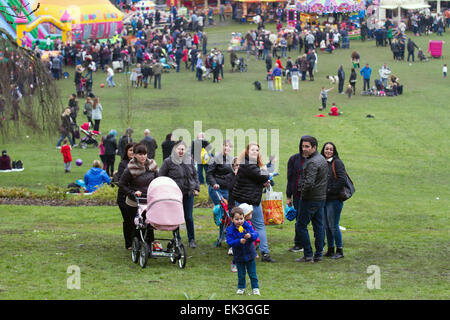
[119,143,159,250]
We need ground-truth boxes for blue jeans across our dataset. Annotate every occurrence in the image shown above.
[380,77,388,88]
[197,164,208,184]
[106,75,115,87]
[57,134,74,147]
[208,186,229,205]
[236,259,259,289]
[324,200,343,248]
[235,201,269,255]
[363,78,370,91]
[181,193,195,242]
[298,199,325,258]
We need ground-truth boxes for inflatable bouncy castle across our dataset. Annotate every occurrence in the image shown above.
[0,0,124,47]
[33,0,123,41]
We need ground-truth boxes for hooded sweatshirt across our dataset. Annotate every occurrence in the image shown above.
[84,167,111,193]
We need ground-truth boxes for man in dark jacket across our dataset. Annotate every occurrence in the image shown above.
[103,130,118,177]
[286,136,311,253]
[407,38,419,62]
[141,129,158,160]
[295,136,328,263]
[265,53,272,73]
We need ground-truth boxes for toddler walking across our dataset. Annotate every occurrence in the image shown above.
[266,70,274,90]
[60,139,72,173]
[226,207,260,296]
[443,64,447,78]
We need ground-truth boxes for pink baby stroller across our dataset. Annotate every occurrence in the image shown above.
[131,177,187,269]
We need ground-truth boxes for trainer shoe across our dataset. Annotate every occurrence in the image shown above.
[288,245,304,253]
[295,256,314,263]
[236,288,245,295]
[313,256,323,262]
[253,288,261,296]
[189,240,197,248]
[261,253,276,262]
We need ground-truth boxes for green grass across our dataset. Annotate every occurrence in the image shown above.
[0,21,449,299]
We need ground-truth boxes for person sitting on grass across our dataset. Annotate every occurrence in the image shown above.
[0,150,12,170]
[328,103,342,116]
[84,160,111,193]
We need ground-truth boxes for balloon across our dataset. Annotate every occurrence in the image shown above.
[76,159,83,166]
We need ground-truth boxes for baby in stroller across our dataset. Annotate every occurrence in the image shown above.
[131,176,187,269]
[79,122,99,149]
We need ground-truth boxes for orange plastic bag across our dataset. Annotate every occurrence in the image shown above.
[261,187,284,225]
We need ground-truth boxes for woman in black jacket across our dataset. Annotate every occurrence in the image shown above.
[321,142,346,259]
[119,143,158,249]
[206,139,234,205]
[232,142,274,262]
[159,140,200,248]
[116,142,136,250]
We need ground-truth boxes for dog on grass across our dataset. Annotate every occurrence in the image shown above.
[325,75,339,84]
[254,81,262,90]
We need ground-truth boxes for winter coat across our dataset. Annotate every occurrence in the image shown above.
[232,156,269,206]
[325,157,346,201]
[301,151,328,201]
[141,135,158,160]
[226,221,258,263]
[103,133,117,155]
[119,158,158,201]
[91,103,103,120]
[84,167,111,193]
[159,145,200,196]
[206,153,234,189]
[360,66,372,79]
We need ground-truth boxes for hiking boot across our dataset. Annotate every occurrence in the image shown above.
[295,256,314,263]
[332,248,344,259]
[261,253,276,262]
[324,247,335,257]
[288,245,304,253]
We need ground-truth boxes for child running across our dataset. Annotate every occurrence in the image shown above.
[226,207,260,296]
[61,139,72,173]
[319,86,334,110]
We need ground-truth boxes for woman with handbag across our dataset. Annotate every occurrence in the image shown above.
[321,142,346,259]
[159,140,200,248]
[232,142,275,263]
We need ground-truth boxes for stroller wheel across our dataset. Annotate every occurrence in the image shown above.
[131,237,140,264]
[93,141,98,148]
[139,241,149,268]
[176,244,187,269]
[168,241,177,264]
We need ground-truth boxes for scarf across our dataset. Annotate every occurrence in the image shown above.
[128,157,158,177]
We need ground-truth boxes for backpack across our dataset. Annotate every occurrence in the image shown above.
[200,147,210,165]
[332,161,355,201]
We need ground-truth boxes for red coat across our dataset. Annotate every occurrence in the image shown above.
[61,145,72,163]
[193,34,199,45]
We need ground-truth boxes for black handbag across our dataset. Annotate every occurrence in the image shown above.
[332,161,355,201]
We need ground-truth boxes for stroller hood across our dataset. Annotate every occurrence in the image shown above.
[146,177,184,230]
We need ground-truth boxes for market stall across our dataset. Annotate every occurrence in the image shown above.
[233,0,288,22]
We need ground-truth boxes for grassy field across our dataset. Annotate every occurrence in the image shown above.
[0,21,449,299]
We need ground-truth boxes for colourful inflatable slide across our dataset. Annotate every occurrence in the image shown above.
[0,0,49,45]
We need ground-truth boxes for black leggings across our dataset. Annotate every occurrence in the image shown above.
[104,154,115,177]
[126,204,154,243]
